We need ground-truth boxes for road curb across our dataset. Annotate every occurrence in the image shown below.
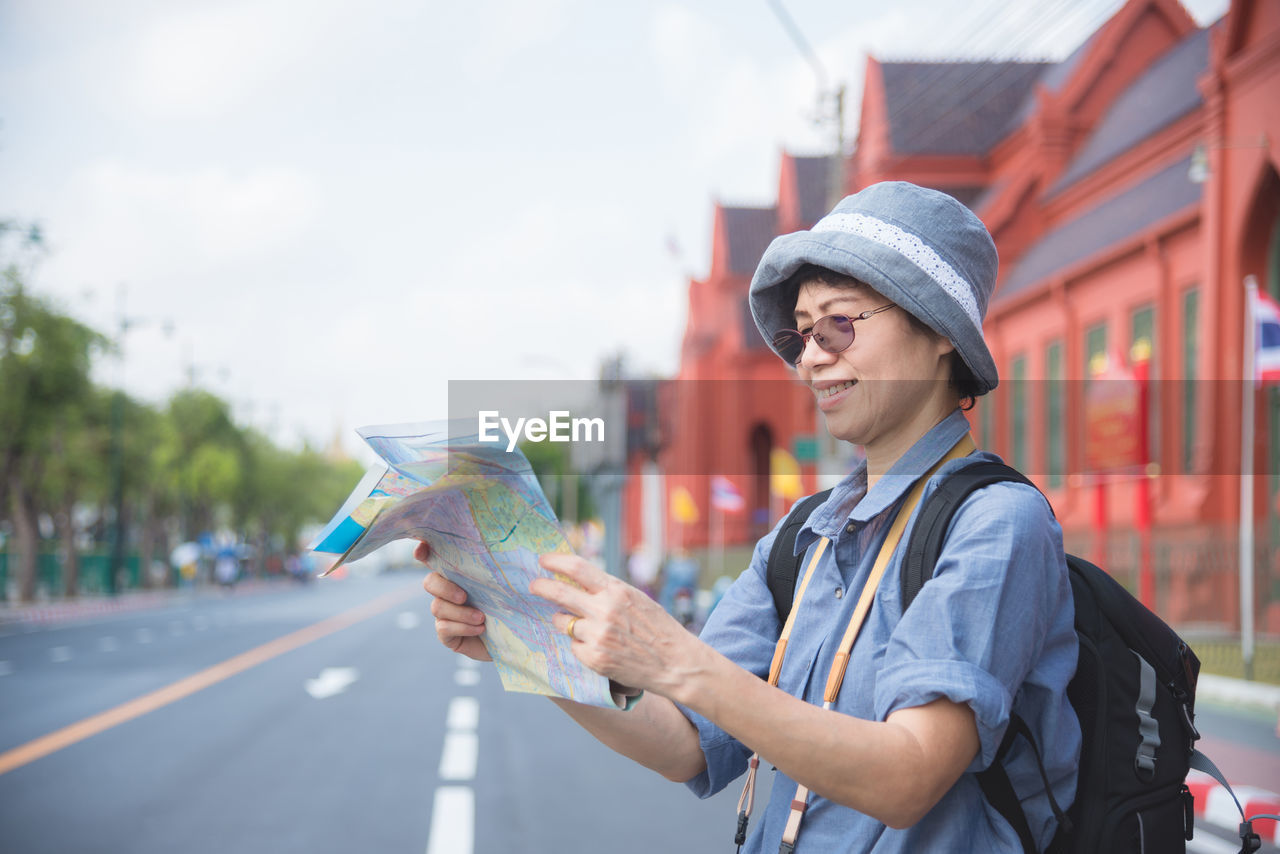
[1198,673,1280,710]
[1188,769,1280,845]
[0,579,295,626]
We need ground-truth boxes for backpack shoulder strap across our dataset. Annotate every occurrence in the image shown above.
[766,489,833,625]
[898,460,1051,854]
[899,460,1035,612]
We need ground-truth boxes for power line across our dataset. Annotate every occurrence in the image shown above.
[907,0,1127,155]
[877,0,1123,158]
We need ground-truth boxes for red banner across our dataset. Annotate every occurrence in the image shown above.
[1085,360,1144,473]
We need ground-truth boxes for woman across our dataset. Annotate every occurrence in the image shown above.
[422,181,1079,852]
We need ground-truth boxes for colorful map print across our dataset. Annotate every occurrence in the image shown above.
[310,421,622,709]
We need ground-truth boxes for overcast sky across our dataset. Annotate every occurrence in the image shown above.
[0,0,1228,459]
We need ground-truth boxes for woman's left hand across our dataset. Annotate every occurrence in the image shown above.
[529,553,701,698]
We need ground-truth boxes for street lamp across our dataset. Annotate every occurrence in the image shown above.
[105,284,173,595]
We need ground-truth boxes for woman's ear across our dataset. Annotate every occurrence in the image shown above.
[933,330,956,358]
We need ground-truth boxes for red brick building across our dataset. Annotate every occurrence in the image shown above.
[622,154,832,555]
[627,0,1280,625]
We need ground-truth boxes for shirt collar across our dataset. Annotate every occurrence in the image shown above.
[798,409,971,548]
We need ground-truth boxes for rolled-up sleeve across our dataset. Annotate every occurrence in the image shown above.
[680,520,788,798]
[873,481,1068,770]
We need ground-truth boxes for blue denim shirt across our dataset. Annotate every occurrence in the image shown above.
[682,410,1079,852]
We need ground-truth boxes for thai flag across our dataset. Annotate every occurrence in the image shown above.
[710,476,745,513]
[1254,289,1280,386]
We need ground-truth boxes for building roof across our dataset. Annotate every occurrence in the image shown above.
[722,206,778,276]
[881,61,1051,155]
[791,156,833,226]
[999,155,1200,301]
[1049,27,1209,194]
[1009,27,1103,129]
[971,177,1010,214]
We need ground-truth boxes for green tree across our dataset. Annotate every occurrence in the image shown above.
[117,393,176,588]
[38,386,113,596]
[236,433,364,573]
[1,261,109,601]
[158,389,246,540]
[520,440,595,523]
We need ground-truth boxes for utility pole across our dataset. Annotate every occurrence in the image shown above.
[106,285,130,596]
[768,1,853,486]
[767,0,846,206]
[106,286,173,595]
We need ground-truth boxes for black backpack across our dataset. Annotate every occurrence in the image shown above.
[765,461,1204,854]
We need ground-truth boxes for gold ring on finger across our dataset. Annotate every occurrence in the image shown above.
[565,616,579,640]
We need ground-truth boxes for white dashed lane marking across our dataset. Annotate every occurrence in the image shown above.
[446,697,479,730]
[425,786,473,854]
[455,658,480,686]
[439,697,479,780]
[397,611,421,630]
[426,665,479,854]
[49,646,71,663]
[135,628,153,644]
[99,636,119,652]
[439,731,478,781]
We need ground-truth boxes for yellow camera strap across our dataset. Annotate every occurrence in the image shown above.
[734,433,975,852]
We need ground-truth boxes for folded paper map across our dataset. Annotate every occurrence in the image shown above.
[309,420,627,709]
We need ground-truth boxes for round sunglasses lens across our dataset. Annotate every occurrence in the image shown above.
[773,330,804,364]
[813,315,854,354]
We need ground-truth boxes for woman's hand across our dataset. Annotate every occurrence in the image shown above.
[418,542,492,662]
[529,553,702,698]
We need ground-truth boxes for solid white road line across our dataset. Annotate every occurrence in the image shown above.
[425,785,473,854]
[1188,829,1245,854]
[439,731,478,781]
[49,646,71,663]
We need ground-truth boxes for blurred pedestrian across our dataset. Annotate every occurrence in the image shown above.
[214,547,238,589]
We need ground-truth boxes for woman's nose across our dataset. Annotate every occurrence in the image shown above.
[799,336,836,369]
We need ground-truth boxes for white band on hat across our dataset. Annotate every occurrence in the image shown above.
[812,212,983,332]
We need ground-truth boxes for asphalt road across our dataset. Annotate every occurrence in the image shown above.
[0,572,1275,853]
[0,573,734,854]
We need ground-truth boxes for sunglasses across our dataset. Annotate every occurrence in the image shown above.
[772,304,897,365]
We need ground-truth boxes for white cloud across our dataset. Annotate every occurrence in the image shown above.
[650,4,704,93]
[461,0,578,81]
[68,162,321,278]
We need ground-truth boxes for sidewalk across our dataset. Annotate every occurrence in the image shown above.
[0,577,299,626]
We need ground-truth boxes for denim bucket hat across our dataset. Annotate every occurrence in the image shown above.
[749,181,1000,394]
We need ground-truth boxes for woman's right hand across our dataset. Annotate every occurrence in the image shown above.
[418,541,492,662]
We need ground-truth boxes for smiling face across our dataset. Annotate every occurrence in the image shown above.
[792,275,960,468]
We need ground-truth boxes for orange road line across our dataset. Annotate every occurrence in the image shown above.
[0,584,422,777]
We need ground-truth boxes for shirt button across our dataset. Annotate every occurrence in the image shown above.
[834,587,844,599]
[844,521,857,534]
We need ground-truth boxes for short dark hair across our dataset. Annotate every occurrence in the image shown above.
[788,263,981,410]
